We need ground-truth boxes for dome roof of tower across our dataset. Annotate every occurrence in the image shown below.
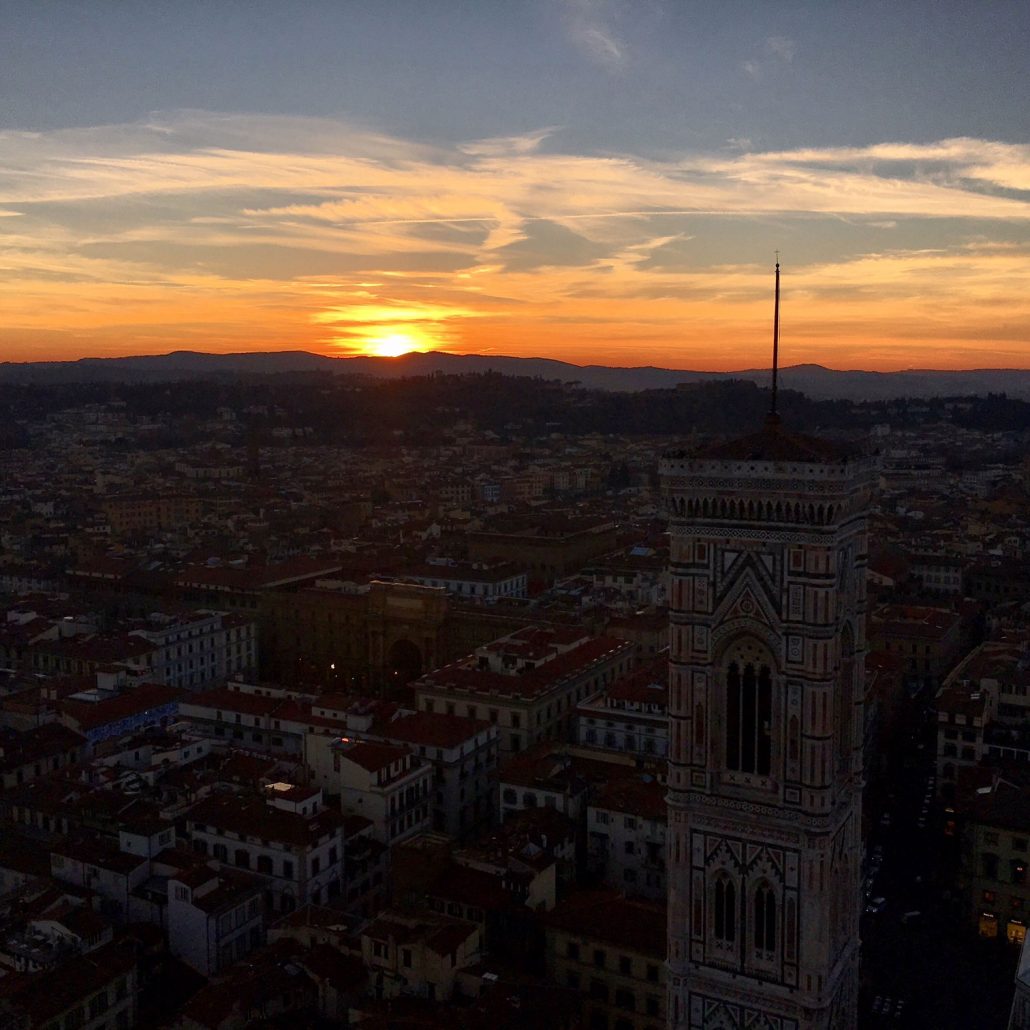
[694,413,857,463]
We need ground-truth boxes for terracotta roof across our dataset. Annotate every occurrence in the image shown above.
[57,682,183,731]
[0,830,50,877]
[604,655,669,706]
[543,889,666,958]
[426,863,510,912]
[35,632,157,663]
[0,941,136,1023]
[336,739,412,773]
[0,723,85,774]
[179,939,313,1028]
[189,868,264,915]
[295,942,366,991]
[873,604,960,637]
[422,636,631,700]
[383,712,492,749]
[591,774,667,822]
[955,771,1030,833]
[187,792,344,848]
[183,686,283,717]
[365,911,477,956]
[175,558,343,592]
[53,836,150,875]
[936,685,989,720]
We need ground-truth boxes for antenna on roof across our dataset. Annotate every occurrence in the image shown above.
[771,253,780,417]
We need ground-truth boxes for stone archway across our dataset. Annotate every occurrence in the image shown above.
[386,637,422,686]
[366,580,447,694]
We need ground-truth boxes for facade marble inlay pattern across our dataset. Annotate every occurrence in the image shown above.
[662,428,874,1030]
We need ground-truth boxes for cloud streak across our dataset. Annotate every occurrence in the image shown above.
[2,112,1029,368]
[562,0,627,70]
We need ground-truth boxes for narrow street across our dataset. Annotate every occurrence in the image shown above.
[859,696,1017,1028]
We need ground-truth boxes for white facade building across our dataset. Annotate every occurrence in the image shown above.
[363,712,499,838]
[129,610,256,690]
[586,774,667,901]
[306,736,432,846]
[576,653,669,760]
[167,865,264,976]
[186,784,345,914]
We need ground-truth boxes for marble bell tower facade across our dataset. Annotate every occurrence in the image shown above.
[661,417,875,1030]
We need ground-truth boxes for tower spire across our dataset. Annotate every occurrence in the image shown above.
[771,253,780,417]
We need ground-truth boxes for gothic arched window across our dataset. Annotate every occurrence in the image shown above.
[713,875,736,945]
[726,661,772,775]
[753,882,777,956]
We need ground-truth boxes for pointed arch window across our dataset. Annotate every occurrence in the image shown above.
[713,875,736,945]
[726,661,772,775]
[753,883,777,957]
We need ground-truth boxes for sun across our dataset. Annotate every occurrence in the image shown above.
[368,332,422,358]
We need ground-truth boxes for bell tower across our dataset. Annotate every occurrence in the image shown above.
[662,265,874,1030]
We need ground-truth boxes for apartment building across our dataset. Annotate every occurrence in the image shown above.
[185,784,345,914]
[936,684,996,802]
[367,711,498,838]
[406,561,528,601]
[586,774,667,901]
[575,653,668,760]
[544,890,666,1030]
[167,865,265,976]
[956,769,1030,945]
[417,627,633,758]
[128,610,256,690]
[361,909,481,1002]
[306,736,432,846]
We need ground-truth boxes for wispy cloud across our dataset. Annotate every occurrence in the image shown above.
[563,0,626,70]
[2,112,1030,367]
[743,35,796,82]
[766,36,797,63]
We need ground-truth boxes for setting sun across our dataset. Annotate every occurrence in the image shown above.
[368,333,423,358]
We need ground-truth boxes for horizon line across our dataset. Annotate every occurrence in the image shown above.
[3,348,1030,377]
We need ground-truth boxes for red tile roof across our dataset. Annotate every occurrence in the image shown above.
[187,792,344,848]
[0,941,136,1024]
[336,739,411,773]
[591,774,666,822]
[422,636,631,700]
[57,682,184,731]
[543,889,666,957]
[382,711,492,749]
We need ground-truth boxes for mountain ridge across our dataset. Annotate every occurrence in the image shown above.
[2,349,1028,401]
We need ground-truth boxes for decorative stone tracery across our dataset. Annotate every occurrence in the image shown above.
[663,435,873,1030]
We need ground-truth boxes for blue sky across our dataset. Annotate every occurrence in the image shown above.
[2,1,1029,368]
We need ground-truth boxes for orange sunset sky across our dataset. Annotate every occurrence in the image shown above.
[3,3,1030,372]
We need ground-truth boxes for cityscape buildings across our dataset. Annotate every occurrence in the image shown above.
[0,363,1027,1028]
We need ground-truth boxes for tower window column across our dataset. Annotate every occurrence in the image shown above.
[726,661,772,775]
[713,875,737,948]
[753,882,777,958]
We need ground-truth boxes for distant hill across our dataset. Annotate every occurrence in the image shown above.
[1,349,1028,401]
